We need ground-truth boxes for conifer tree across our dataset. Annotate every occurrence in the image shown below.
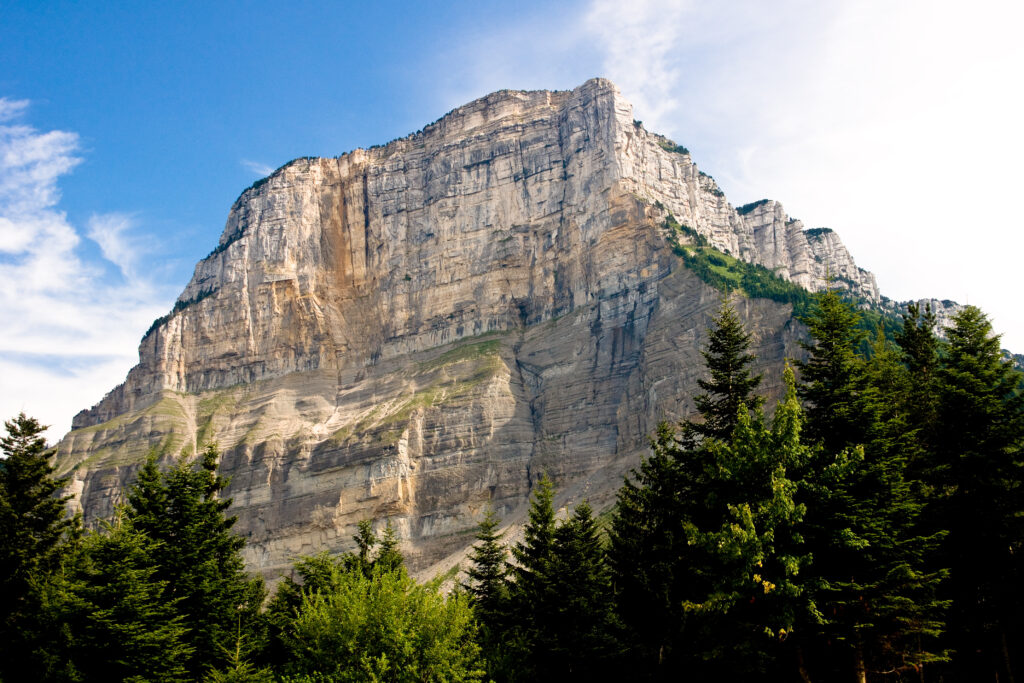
[896,302,940,454]
[462,506,509,629]
[931,306,1024,680]
[506,475,558,680]
[374,521,404,574]
[0,413,77,681]
[543,501,619,679]
[608,422,690,677]
[690,298,764,442]
[679,369,811,680]
[124,444,265,678]
[72,514,192,682]
[795,299,948,681]
[795,288,868,451]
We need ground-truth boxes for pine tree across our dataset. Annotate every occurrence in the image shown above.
[72,514,192,682]
[795,287,868,454]
[0,413,77,680]
[124,444,265,678]
[608,423,690,677]
[931,306,1024,680]
[794,299,948,681]
[506,474,558,680]
[690,298,764,442]
[543,501,619,679]
[461,506,509,629]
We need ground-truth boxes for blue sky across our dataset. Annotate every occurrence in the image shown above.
[3,0,1023,437]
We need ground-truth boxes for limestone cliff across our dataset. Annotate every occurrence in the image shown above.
[55,79,878,577]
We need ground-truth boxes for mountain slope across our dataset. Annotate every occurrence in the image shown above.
[55,78,878,576]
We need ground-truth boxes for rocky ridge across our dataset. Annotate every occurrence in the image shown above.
[56,78,883,577]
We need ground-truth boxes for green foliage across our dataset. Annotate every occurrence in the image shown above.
[657,138,690,155]
[795,293,948,679]
[542,501,620,678]
[0,413,78,680]
[609,422,691,676]
[143,287,218,340]
[929,305,1024,680]
[736,199,771,216]
[689,298,764,441]
[72,514,193,682]
[279,566,485,682]
[461,506,509,630]
[666,219,817,319]
[795,287,868,453]
[124,444,266,678]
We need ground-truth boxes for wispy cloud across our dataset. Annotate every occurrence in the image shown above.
[442,0,1024,349]
[87,212,143,281]
[241,159,274,177]
[0,101,173,439]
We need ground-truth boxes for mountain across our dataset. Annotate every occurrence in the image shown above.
[54,78,890,577]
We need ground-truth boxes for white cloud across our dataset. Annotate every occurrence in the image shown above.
[87,212,142,281]
[0,102,173,441]
[444,0,1024,348]
[241,159,274,177]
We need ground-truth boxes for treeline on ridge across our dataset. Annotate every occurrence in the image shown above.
[1,288,1022,682]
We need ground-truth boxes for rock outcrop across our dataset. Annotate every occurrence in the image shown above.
[55,78,878,577]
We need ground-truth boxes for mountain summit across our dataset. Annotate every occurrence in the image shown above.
[56,78,886,576]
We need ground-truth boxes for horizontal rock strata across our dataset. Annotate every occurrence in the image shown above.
[56,79,875,576]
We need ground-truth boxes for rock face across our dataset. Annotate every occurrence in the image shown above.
[55,79,878,577]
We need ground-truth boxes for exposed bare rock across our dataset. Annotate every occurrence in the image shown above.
[56,78,872,577]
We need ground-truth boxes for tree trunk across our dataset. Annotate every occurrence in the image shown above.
[854,641,867,683]
[1000,629,1016,683]
[796,643,813,683]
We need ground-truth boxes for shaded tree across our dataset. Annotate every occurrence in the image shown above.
[690,297,764,442]
[0,413,77,681]
[930,306,1024,681]
[124,444,266,678]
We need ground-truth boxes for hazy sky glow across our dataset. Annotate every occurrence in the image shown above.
[2,0,1022,438]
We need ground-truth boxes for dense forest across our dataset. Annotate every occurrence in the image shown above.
[2,290,1022,682]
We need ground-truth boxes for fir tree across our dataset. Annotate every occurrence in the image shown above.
[896,302,940,454]
[124,444,266,678]
[461,505,509,629]
[690,298,764,442]
[543,501,619,679]
[374,521,403,574]
[72,514,192,682]
[931,306,1024,681]
[608,423,690,677]
[795,299,948,681]
[507,474,558,680]
[795,287,868,454]
[680,369,811,680]
[0,413,77,681]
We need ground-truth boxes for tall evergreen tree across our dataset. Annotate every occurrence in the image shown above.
[896,302,940,453]
[0,413,77,681]
[608,422,690,678]
[677,369,811,680]
[690,298,764,442]
[795,296,948,681]
[124,444,265,679]
[795,287,868,454]
[462,506,509,629]
[72,514,192,682]
[931,306,1024,681]
[543,501,619,679]
[506,474,559,680]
